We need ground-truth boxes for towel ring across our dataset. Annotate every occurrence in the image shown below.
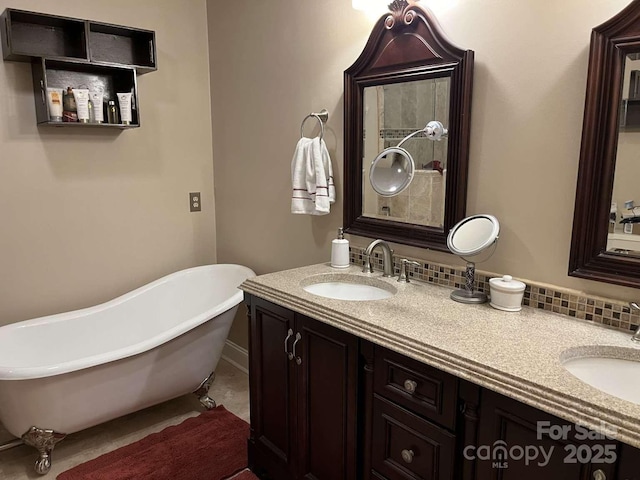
[300,109,329,140]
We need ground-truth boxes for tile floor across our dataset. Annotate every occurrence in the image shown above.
[0,359,249,479]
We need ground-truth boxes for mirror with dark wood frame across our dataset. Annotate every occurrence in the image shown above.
[343,0,474,251]
[570,0,640,288]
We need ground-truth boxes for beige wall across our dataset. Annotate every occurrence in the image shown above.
[0,0,216,325]
[209,0,640,349]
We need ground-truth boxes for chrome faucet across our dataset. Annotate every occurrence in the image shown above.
[397,259,421,283]
[629,302,640,342]
[362,239,394,277]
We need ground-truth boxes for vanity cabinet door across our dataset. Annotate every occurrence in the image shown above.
[295,314,359,480]
[247,295,298,480]
[246,295,360,480]
[475,389,618,480]
[615,442,640,480]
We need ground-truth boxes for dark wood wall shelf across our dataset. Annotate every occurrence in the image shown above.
[0,10,87,62]
[31,58,139,127]
[38,122,138,129]
[89,22,155,74]
[1,8,156,128]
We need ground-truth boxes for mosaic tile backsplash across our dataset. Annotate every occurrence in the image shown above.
[349,246,640,335]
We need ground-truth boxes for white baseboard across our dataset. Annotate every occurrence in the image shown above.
[221,340,248,374]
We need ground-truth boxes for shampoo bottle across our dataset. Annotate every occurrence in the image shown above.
[331,227,350,268]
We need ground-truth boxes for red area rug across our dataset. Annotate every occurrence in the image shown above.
[57,406,252,480]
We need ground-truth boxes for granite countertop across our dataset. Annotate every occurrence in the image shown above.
[240,263,640,448]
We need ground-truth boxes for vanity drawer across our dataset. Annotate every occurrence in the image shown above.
[374,346,457,429]
[371,395,455,480]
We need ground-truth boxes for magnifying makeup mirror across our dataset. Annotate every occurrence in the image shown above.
[369,147,415,196]
[447,214,500,304]
[369,121,448,197]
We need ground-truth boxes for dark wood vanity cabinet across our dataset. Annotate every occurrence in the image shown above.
[361,344,483,480]
[245,295,640,480]
[365,345,467,480]
[615,442,640,480]
[475,389,618,480]
[246,295,359,480]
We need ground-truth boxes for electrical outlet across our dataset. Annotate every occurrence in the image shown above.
[189,192,201,212]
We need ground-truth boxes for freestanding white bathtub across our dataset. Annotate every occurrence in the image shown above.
[0,264,255,474]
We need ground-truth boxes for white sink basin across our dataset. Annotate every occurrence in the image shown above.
[561,347,640,405]
[301,274,396,301]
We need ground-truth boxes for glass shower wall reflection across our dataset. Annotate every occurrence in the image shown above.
[362,77,450,228]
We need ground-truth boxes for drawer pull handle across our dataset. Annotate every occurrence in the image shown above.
[593,470,606,480]
[403,379,417,394]
[401,449,414,464]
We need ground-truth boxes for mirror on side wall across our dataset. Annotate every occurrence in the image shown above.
[608,54,640,256]
[344,0,474,251]
[570,0,640,288]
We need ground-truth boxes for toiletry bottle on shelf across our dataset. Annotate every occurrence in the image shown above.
[88,98,94,123]
[331,227,350,268]
[62,87,77,122]
[107,100,119,124]
[46,88,63,122]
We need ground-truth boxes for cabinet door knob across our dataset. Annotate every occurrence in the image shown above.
[284,328,294,360]
[403,379,417,394]
[592,469,606,480]
[401,449,414,464]
[292,332,302,365]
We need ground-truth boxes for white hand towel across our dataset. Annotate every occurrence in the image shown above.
[291,136,336,215]
[321,139,336,205]
[311,137,336,215]
[291,137,315,214]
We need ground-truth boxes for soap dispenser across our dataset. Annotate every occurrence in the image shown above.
[331,227,350,268]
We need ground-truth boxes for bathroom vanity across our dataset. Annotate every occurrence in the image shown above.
[242,264,640,480]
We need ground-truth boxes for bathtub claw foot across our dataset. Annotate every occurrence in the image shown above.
[194,371,217,410]
[21,426,66,475]
[34,455,51,476]
[199,394,217,410]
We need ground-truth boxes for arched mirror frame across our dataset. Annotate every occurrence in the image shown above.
[570,0,640,288]
[343,0,474,251]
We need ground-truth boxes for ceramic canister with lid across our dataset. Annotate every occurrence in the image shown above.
[489,275,526,312]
